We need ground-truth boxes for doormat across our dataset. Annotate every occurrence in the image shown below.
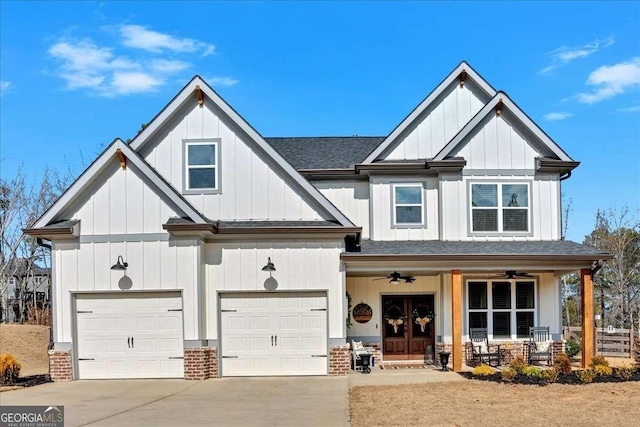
[380,364,430,370]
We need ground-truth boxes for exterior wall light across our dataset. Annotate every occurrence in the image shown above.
[111,255,128,271]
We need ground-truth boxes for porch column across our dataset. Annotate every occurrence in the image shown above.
[451,269,463,372]
[581,268,594,368]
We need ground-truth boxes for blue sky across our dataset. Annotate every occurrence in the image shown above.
[1,1,638,242]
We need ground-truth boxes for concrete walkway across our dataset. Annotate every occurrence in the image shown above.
[0,377,349,427]
[348,365,467,387]
[0,368,466,426]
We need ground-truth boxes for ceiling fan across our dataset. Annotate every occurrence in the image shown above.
[490,270,534,279]
[375,271,415,284]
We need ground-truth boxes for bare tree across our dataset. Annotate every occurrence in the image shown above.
[1,166,70,323]
[584,207,640,330]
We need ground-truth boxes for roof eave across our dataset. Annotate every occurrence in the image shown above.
[340,253,613,262]
[536,158,581,174]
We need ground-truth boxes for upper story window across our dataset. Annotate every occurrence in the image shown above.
[471,183,529,233]
[393,184,424,226]
[184,139,220,193]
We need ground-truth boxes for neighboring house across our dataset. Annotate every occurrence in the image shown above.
[24,61,611,381]
[1,260,51,323]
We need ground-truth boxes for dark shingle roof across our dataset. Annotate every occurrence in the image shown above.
[265,137,384,169]
[353,240,611,257]
[218,220,340,228]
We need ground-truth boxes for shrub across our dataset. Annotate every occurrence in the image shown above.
[472,364,495,376]
[565,339,581,357]
[541,368,559,383]
[553,353,573,375]
[521,366,543,378]
[576,369,596,384]
[589,355,609,368]
[0,353,22,384]
[509,355,527,373]
[614,364,636,381]
[501,367,517,382]
[592,364,613,376]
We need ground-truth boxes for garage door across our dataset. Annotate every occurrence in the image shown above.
[75,292,184,379]
[220,292,328,376]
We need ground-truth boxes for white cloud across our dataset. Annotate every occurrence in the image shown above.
[0,80,13,95]
[539,36,614,74]
[120,25,215,57]
[110,71,164,95]
[48,38,197,96]
[577,57,640,104]
[543,112,573,121]
[48,25,235,97]
[205,76,239,87]
[616,106,640,113]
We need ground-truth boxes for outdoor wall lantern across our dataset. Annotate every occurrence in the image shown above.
[261,257,276,273]
[111,255,128,271]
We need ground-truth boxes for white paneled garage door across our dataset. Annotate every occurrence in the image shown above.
[75,292,184,379]
[220,292,328,377]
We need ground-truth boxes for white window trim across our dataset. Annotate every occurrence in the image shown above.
[183,138,221,194]
[468,181,532,235]
[466,279,537,341]
[391,183,425,227]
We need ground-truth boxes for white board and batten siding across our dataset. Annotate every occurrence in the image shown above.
[220,292,327,376]
[52,239,200,344]
[139,101,328,222]
[313,181,370,239]
[383,81,489,161]
[369,177,439,241]
[75,292,184,379]
[61,161,182,235]
[205,241,345,342]
[439,174,560,241]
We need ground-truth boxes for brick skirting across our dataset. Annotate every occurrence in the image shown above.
[184,347,217,380]
[48,350,72,382]
[329,345,350,376]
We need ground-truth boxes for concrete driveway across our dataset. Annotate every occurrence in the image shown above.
[0,377,349,427]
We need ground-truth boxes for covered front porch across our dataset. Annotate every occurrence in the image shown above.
[342,240,612,371]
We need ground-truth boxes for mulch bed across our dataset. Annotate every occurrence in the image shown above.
[459,370,640,385]
[1,374,51,389]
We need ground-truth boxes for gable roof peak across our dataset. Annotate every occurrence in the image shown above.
[433,91,574,162]
[362,61,497,163]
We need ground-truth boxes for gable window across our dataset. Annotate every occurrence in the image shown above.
[184,139,220,193]
[471,183,529,233]
[393,184,423,225]
[467,280,536,339]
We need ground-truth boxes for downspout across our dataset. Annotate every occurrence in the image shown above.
[36,238,54,349]
[558,171,572,240]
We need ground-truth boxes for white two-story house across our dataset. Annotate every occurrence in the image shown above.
[25,61,610,381]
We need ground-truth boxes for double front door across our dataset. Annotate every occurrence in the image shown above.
[382,295,435,360]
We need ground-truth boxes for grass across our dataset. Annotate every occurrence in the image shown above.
[0,324,50,377]
[350,380,640,427]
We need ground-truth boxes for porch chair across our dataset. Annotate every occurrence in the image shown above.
[527,326,552,366]
[351,340,372,372]
[469,328,501,367]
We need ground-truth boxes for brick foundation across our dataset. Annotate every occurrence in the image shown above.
[184,347,217,380]
[48,350,72,382]
[634,338,640,366]
[329,345,350,376]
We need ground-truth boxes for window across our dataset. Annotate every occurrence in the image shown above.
[467,280,535,339]
[184,140,219,192]
[393,184,423,225]
[471,183,529,233]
